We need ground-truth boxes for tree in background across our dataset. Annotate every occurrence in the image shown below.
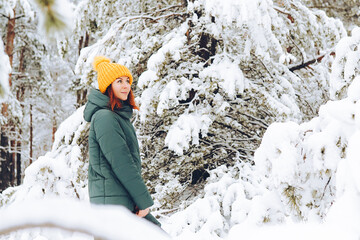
[303,0,360,32]
[0,0,29,191]
[0,0,76,191]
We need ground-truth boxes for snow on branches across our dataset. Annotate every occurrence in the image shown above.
[162,41,360,240]
[74,0,347,209]
[330,27,360,100]
[255,74,360,227]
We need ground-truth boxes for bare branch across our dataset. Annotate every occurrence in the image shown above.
[149,4,184,15]
[251,53,275,82]
[289,51,334,72]
[231,111,269,129]
[274,7,294,23]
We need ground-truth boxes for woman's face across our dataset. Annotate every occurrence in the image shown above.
[111,76,130,101]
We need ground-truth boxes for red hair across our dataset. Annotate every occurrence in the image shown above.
[105,86,139,111]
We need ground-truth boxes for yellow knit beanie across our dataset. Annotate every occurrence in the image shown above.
[92,56,133,93]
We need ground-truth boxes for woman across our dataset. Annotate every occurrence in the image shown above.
[83,56,161,227]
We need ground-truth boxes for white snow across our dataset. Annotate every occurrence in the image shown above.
[146,35,185,72]
[199,58,247,99]
[157,80,179,116]
[52,106,87,151]
[0,198,169,240]
[165,113,212,155]
[330,27,360,99]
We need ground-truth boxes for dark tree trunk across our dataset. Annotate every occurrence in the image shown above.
[78,36,84,56]
[76,31,90,107]
[16,52,26,183]
[29,103,33,164]
[84,31,90,48]
[52,109,56,143]
[0,133,10,192]
[16,131,22,185]
[0,9,17,191]
[76,88,88,107]
[78,31,90,55]
[9,132,15,185]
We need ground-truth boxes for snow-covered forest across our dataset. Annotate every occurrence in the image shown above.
[0,0,359,239]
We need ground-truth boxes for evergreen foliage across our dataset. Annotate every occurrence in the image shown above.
[30,0,74,37]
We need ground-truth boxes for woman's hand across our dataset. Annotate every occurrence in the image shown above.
[136,207,150,218]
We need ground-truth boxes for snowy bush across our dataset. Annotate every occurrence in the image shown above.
[330,27,360,100]
[253,46,360,224]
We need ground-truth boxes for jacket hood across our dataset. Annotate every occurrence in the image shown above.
[83,88,133,122]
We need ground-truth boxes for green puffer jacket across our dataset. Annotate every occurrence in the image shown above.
[83,88,160,226]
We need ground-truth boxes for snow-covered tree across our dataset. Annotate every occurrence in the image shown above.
[76,0,345,209]
[70,0,185,106]
[0,0,33,191]
[162,26,360,240]
[0,0,77,191]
